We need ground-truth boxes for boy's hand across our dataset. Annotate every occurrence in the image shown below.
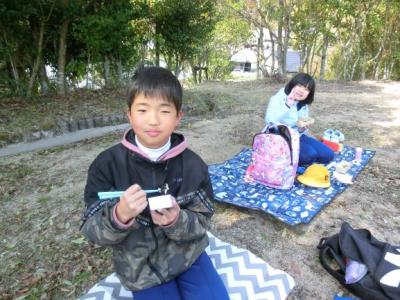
[116,184,147,223]
[150,197,180,227]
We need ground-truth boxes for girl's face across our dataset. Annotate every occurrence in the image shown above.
[292,84,310,101]
[127,93,182,148]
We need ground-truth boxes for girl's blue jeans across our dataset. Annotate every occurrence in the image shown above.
[131,252,229,300]
[299,134,334,165]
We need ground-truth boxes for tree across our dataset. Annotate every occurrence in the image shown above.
[203,2,252,80]
[73,0,148,88]
[153,0,216,77]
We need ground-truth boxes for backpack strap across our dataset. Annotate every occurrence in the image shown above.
[278,125,294,165]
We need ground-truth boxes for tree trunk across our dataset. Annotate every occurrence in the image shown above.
[319,33,329,81]
[277,19,283,76]
[154,23,160,66]
[103,55,111,88]
[155,40,160,67]
[350,56,360,80]
[256,26,264,79]
[174,53,181,77]
[86,53,91,88]
[309,37,318,77]
[28,21,45,97]
[191,64,198,84]
[276,0,289,77]
[360,55,366,80]
[116,58,124,87]
[39,63,50,94]
[10,57,19,82]
[282,7,290,77]
[269,29,276,75]
[2,32,20,83]
[57,18,69,96]
[373,60,381,80]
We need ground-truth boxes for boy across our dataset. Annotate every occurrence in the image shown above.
[81,66,229,300]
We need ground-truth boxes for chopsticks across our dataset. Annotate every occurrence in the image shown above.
[98,188,161,200]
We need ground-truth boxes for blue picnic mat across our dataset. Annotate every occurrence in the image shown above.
[208,146,375,225]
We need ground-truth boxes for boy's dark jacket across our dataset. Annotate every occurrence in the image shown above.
[81,130,214,291]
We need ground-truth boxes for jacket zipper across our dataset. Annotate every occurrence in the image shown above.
[146,166,166,284]
[147,226,166,283]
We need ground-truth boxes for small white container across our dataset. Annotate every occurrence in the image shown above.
[148,194,173,210]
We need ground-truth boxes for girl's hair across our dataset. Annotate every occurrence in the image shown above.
[284,73,316,105]
[127,66,182,112]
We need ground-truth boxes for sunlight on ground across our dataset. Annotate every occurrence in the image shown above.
[213,208,251,229]
[360,80,400,96]
[373,119,400,128]
[228,71,258,81]
[357,81,400,129]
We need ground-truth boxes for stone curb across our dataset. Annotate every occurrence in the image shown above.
[0,123,130,157]
[21,113,127,143]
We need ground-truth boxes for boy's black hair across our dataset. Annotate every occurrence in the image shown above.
[127,66,182,113]
[284,72,316,106]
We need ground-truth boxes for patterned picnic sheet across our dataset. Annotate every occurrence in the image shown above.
[209,146,375,225]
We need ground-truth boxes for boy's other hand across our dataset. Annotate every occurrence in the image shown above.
[116,184,147,224]
[150,197,180,227]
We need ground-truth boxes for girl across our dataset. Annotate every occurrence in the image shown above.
[265,73,334,165]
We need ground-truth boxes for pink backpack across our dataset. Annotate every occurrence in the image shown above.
[245,124,300,189]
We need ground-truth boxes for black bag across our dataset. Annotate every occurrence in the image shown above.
[317,222,400,300]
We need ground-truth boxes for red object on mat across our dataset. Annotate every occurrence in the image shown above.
[322,139,340,152]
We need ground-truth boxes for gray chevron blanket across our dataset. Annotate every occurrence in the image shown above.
[80,232,295,300]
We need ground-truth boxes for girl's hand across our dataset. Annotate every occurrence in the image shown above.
[286,90,296,107]
[150,197,180,227]
[116,184,148,223]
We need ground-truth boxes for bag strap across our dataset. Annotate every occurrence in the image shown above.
[278,125,294,165]
[319,245,347,285]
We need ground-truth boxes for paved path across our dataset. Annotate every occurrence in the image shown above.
[0,124,130,158]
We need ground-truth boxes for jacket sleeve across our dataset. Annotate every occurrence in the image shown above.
[265,89,291,124]
[162,161,214,242]
[80,159,139,246]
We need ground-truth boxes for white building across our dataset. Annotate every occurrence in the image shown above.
[230,28,301,76]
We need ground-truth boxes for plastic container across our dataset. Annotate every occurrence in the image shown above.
[345,258,368,284]
[354,147,363,162]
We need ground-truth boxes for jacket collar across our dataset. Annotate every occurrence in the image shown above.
[121,129,187,161]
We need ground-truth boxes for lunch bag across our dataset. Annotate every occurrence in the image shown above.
[245,123,299,189]
[317,222,400,300]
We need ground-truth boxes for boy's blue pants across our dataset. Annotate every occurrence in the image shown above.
[132,252,229,300]
[299,134,334,165]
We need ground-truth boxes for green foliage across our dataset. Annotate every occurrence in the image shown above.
[72,0,148,85]
[1,0,400,96]
[153,0,217,74]
[205,5,251,79]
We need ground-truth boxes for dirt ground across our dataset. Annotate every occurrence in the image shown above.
[0,80,399,299]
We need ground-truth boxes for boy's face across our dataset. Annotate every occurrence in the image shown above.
[127,93,183,148]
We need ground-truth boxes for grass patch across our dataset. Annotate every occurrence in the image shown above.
[37,196,51,204]
[183,89,237,116]
[72,270,92,285]
[0,195,13,203]
[0,163,36,196]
